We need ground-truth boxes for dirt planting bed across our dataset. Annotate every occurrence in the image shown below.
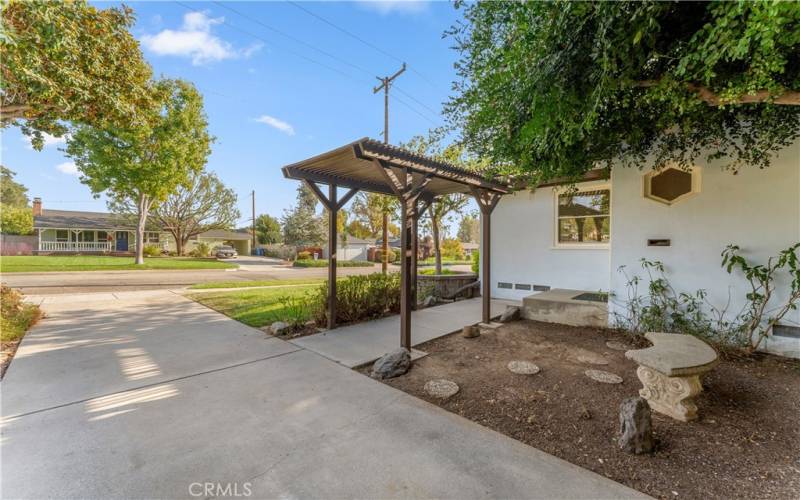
[371,320,800,499]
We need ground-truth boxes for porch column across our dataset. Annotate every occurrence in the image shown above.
[302,179,358,330]
[471,188,502,324]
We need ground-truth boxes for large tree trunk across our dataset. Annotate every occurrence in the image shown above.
[134,194,151,265]
[432,214,442,275]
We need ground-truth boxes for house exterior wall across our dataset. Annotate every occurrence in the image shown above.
[489,180,611,301]
[323,243,371,261]
[608,140,800,357]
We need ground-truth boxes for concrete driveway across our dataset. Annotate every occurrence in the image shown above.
[1,291,645,499]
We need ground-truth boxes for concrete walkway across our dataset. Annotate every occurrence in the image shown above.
[1,290,645,499]
[291,298,516,367]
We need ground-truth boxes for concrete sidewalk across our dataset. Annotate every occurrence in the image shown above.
[291,298,516,367]
[2,290,646,499]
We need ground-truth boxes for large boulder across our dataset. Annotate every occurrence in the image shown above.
[371,348,411,379]
[618,397,655,454]
[499,306,521,323]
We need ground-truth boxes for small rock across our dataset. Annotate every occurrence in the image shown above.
[507,360,541,375]
[527,415,536,424]
[371,348,411,379]
[269,321,289,336]
[605,340,630,351]
[424,379,459,398]
[499,306,521,323]
[304,320,316,329]
[584,369,623,384]
[618,397,655,454]
[462,325,480,338]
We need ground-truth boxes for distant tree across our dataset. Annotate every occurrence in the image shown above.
[0,166,29,207]
[441,238,465,261]
[448,2,800,182]
[0,205,32,234]
[0,0,155,148]
[281,184,325,247]
[255,213,282,245]
[350,191,398,272]
[457,215,479,243]
[66,79,212,264]
[153,171,239,255]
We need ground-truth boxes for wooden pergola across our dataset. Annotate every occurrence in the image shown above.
[282,137,510,349]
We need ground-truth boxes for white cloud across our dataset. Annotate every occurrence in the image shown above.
[254,115,295,136]
[24,133,68,150]
[356,0,429,15]
[56,161,79,176]
[140,11,262,66]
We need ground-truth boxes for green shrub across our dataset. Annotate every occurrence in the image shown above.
[293,259,374,268]
[313,272,400,325]
[143,244,161,257]
[441,238,465,260]
[471,250,480,273]
[0,204,33,235]
[297,251,312,260]
[195,242,211,257]
[1,285,41,342]
[262,244,296,260]
[273,293,313,330]
[373,248,397,263]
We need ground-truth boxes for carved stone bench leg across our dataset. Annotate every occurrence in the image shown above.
[636,366,703,422]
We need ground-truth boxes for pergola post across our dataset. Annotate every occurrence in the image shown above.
[374,160,432,349]
[303,179,358,330]
[471,188,502,324]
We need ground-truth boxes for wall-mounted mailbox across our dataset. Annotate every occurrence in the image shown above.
[648,239,671,247]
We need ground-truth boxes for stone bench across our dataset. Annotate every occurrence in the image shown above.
[625,332,719,422]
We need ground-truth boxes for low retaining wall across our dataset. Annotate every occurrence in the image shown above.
[418,272,478,300]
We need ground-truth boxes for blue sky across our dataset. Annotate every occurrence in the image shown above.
[1,0,466,229]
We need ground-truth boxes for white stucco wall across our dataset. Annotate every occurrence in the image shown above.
[489,181,611,301]
[608,140,800,357]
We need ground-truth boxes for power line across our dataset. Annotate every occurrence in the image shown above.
[285,0,444,91]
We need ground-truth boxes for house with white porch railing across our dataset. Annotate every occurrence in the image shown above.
[32,198,165,254]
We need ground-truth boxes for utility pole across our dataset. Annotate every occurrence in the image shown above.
[373,63,406,273]
[251,190,256,254]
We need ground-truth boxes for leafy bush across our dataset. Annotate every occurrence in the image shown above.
[1,285,41,343]
[441,238,465,260]
[373,248,397,263]
[614,243,800,353]
[262,244,296,261]
[297,251,312,260]
[471,250,480,273]
[293,259,374,268]
[194,241,211,257]
[272,293,313,330]
[313,272,400,325]
[143,244,161,257]
[0,204,33,235]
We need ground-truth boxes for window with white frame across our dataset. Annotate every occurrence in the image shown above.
[145,232,160,243]
[55,230,69,242]
[556,188,610,245]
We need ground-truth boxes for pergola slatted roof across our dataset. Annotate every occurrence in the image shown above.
[282,137,510,198]
[281,138,510,351]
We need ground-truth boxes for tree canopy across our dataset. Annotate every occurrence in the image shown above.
[154,171,240,255]
[255,213,282,245]
[0,166,29,207]
[447,1,800,183]
[67,79,212,263]
[0,0,155,148]
[281,185,326,247]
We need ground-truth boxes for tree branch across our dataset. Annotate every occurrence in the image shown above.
[637,81,800,106]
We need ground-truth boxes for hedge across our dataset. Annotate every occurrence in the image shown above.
[292,259,374,268]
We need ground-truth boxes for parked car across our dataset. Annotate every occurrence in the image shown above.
[214,245,238,259]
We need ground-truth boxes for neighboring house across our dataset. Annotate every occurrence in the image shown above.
[31,199,251,255]
[322,236,375,261]
[462,242,479,257]
[490,139,800,358]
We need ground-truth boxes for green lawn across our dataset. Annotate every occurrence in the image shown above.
[417,258,472,266]
[189,278,325,290]
[0,255,238,273]
[418,268,459,275]
[188,285,317,328]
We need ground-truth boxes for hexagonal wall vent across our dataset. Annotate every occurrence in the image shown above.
[643,167,700,205]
